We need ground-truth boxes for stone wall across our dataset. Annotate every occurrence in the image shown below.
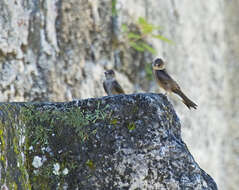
[0,0,238,189]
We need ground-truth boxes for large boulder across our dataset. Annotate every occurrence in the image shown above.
[0,93,217,189]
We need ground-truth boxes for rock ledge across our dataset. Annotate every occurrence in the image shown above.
[0,93,217,189]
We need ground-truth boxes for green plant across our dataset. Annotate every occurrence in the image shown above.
[122,17,172,55]
[86,159,95,170]
[127,122,136,131]
[20,103,109,146]
[64,103,109,139]
[18,103,110,188]
[112,0,117,16]
[145,63,154,81]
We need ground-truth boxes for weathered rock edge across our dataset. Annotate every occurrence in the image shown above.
[0,93,217,190]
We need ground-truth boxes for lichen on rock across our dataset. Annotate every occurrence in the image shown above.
[0,93,217,189]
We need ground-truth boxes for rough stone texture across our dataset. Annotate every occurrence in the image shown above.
[0,0,238,189]
[0,93,217,189]
[117,1,235,189]
[224,1,239,189]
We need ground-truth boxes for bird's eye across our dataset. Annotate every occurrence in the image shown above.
[155,58,163,64]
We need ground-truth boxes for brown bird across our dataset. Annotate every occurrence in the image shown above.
[152,58,197,109]
[103,70,125,95]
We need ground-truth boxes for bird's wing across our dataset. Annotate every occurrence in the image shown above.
[103,81,110,95]
[113,80,125,94]
[155,70,173,83]
[155,70,180,89]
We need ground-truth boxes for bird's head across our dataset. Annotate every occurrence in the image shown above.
[104,69,115,79]
[152,58,165,70]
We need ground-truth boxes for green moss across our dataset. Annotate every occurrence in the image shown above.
[0,128,5,150]
[13,136,20,154]
[1,181,19,190]
[131,104,139,114]
[110,118,118,125]
[20,103,109,145]
[127,122,136,131]
[0,101,129,188]
[0,104,31,189]
[17,102,110,188]
[0,120,6,183]
[86,159,95,170]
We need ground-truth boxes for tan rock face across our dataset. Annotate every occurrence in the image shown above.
[0,0,238,189]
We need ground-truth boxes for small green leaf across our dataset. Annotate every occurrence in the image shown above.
[138,17,147,25]
[112,0,117,16]
[121,24,128,32]
[140,42,157,55]
[86,160,95,170]
[127,32,141,39]
[110,118,118,125]
[138,17,154,34]
[128,122,136,131]
[129,41,145,52]
[141,24,154,34]
[145,63,153,81]
[91,129,97,135]
[152,34,173,44]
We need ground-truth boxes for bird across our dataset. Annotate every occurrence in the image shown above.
[103,69,125,95]
[152,58,197,109]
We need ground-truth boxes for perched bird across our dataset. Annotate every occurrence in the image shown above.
[152,58,197,109]
[103,70,125,95]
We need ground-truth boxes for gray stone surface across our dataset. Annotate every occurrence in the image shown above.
[0,0,238,189]
[0,93,217,189]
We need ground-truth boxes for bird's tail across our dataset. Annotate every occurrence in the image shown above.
[172,88,197,109]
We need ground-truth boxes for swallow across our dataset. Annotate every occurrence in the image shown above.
[152,58,197,109]
[103,70,125,95]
